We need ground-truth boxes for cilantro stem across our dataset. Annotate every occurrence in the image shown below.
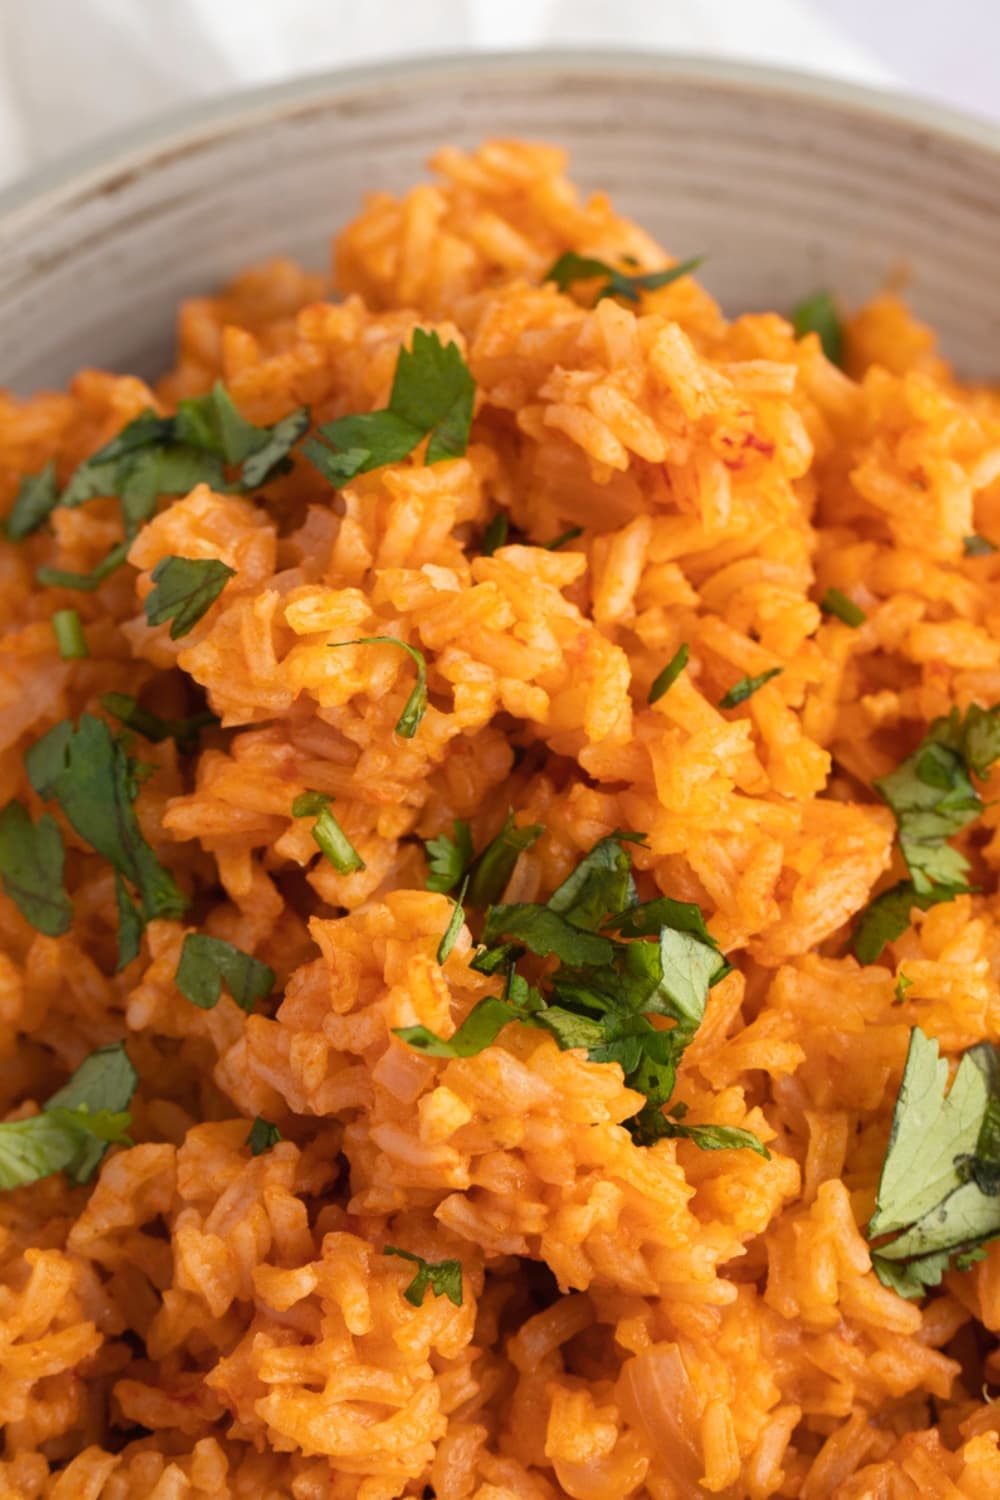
[52,609,89,660]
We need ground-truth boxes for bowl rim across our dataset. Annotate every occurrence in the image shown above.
[1,47,999,231]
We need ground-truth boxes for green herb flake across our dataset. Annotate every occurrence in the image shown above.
[26,714,186,931]
[304,329,474,486]
[36,540,131,593]
[144,556,236,639]
[100,692,217,754]
[114,875,144,971]
[246,1116,283,1155]
[820,588,866,628]
[544,251,703,305]
[648,645,689,705]
[6,462,59,540]
[895,971,914,1005]
[719,668,782,709]
[437,876,468,965]
[330,636,428,739]
[660,1120,770,1158]
[466,812,544,908]
[868,1027,1000,1297]
[175,932,275,1013]
[0,1041,137,1190]
[424,819,474,894]
[481,513,509,555]
[0,800,73,936]
[963,534,996,558]
[51,608,89,660]
[543,526,584,551]
[383,1246,463,1307]
[291,790,365,875]
[174,383,308,488]
[791,290,844,366]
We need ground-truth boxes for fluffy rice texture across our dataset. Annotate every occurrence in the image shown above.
[2,139,1000,1498]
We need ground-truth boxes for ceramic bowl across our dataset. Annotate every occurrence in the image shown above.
[0,51,998,391]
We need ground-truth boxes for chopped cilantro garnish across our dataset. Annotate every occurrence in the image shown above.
[144,556,236,639]
[436,876,468,965]
[26,715,186,959]
[36,541,131,593]
[395,831,759,1152]
[648,645,689,704]
[383,1246,463,1307]
[329,636,428,738]
[660,1121,770,1158]
[52,608,88,660]
[100,692,217,754]
[820,588,866,627]
[853,881,951,965]
[424,819,473,894]
[291,791,365,874]
[894,971,914,1004]
[869,1027,1000,1297]
[719,668,782,708]
[0,800,73,936]
[175,933,275,1013]
[791,290,843,366]
[174,383,309,487]
[481,513,509,555]
[543,526,584,551]
[963,534,996,558]
[544,251,702,304]
[246,1116,283,1154]
[0,1041,137,1190]
[304,329,474,486]
[114,876,144,970]
[466,811,544,907]
[6,462,59,539]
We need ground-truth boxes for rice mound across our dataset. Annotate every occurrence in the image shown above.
[2,139,1000,1499]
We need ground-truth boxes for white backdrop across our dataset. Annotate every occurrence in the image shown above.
[0,0,991,191]
[0,0,895,188]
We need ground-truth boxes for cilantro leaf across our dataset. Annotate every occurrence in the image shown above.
[304,330,474,485]
[719,668,782,708]
[481,513,508,555]
[895,971,914,1004]
[330,636,428,738]
[144,556,236,639]
[291,790,365,874]
[383,1246,463,1307]
[394,992,541,1058]
[544,251,703,304]
[0,1041,138,1189]
[660,1121,770,1158]
[424,819,473,894]
[466,812,544,907]
[6,462,59,539]
[791,290,843,365]
[390,327,475,466]
[175,933,275,1013]
[27,714,186,926]
[482,904,614,967]
[547,835,637,932]
[964,534,996,558]
[820,588,866,627]
[246,1116,283,1154]
[606,894,717,946]
[868,1028,1000,1295]
[648,645,688,704]
[100,692,217,754]
[852,881,952,964]
[114,876,144,971]
[437,877,468,965]
[241,408,310,489]
[0,800,73,936]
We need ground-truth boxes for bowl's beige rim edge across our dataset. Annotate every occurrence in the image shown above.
[0,47,999,236]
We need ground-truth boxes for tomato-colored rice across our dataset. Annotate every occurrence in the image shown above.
[3,138,1000,1498]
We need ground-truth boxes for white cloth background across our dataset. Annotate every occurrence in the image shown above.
[0,0,990,192]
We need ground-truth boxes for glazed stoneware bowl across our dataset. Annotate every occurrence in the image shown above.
[1,51,999,392]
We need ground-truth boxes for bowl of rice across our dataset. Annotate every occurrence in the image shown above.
[4,49,1000,1500]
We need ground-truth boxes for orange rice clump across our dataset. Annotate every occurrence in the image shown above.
[4,139,1000,1499]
